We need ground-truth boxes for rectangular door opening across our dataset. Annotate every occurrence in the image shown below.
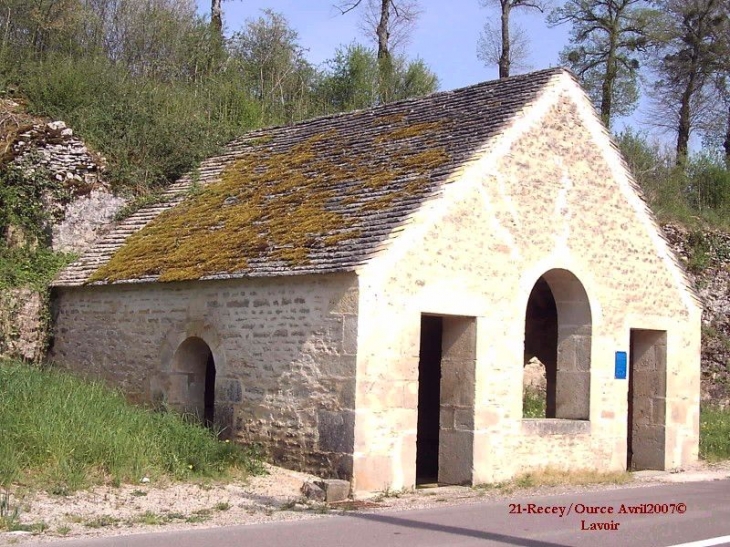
[416,314,476,487]
[628,329,667,470]
[416,315,442,486]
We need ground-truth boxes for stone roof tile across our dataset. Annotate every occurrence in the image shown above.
[53,68,563,286]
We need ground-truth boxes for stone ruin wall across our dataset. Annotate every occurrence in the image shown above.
[9,118,127,254]
[1,104,126,362]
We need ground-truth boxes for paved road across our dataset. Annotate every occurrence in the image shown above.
[31,479,730,547]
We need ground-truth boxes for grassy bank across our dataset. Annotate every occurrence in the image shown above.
[0,359,262,491]
[700,406,730,461]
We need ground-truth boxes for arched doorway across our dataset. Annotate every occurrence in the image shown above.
[523,269,592,420]
[170,337,216,427]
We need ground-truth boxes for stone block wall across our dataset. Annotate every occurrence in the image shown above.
[51,273,358,478]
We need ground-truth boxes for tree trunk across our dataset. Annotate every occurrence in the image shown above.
[376,0,392,103]
[376,0,390,62]
[676,73,696,165]
[211,0,223,35]
[499,1,510,78]
[722,107,730,169]
[601,37,618,128]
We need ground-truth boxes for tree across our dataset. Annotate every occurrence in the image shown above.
[210,1,241,40]
[548,0,654,128]
[477,20,532,76]
[649,0,727,163]
[316,42,437,113]
[317,43,378,111]
[479,0,547,79]
[696,2,730,165]
[228,9,317,124]
[336,0,421,103]
[0,0,86,59]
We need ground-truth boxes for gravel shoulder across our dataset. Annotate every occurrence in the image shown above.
[2,461,729,545]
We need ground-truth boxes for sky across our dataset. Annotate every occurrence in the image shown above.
[194,1,674,144]
[196,1,570,90]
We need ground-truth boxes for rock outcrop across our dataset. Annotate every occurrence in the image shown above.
[663,224,730,406]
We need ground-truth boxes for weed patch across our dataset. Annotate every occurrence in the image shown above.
[83,515,119,528]
[522,388,546,419]
[476,468,631,492]
[700,406,730,461]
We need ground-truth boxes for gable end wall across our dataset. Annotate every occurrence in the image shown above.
[351,75,700,492]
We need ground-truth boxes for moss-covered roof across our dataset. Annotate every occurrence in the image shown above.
[54,68,564,286]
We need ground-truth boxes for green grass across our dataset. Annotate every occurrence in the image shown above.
[699,406,730,461]
[0,359,263,490]
[522,388,546,418]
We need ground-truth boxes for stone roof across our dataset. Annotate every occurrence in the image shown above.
[53,68,565,287]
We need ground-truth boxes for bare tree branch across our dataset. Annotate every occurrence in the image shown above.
[479,0,549,78]
[335,0,365,15]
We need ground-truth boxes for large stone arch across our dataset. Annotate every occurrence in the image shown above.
[523,268,592,420]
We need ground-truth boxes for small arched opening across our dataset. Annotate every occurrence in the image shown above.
[170,337,216,428]
[523,269,592,420]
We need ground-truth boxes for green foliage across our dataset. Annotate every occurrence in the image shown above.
[649,0,728,163]
[0,164,76,289]
[549,0,654,126]
[0,1,441,199]
[0,0,210,81]
[317,43,438,113]
[228,9,318,125]
[685,153,730,212]
[616,129,730,229]
[0,245,76,290]
[686,230,713,272]
[17,55,261,191]
[700,405,730,461]
[318,43,379,112]
[0,164,62,245]
[0,359,264,490]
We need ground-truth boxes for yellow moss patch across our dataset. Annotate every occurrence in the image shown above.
[89,120,452,284]
[375,122,444,143]
[372,113,406,127]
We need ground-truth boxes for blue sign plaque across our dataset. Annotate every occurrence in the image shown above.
[615,351,627,380]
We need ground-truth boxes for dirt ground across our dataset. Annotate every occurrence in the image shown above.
[2,461,729,545]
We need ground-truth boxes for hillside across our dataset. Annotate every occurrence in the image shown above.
[664,225,730,404]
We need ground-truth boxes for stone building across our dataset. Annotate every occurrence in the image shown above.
[51,68,701,494]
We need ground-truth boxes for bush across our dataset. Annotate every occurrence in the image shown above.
[685,154,730,214]
[616,130,730,229]
[0,245,75,290]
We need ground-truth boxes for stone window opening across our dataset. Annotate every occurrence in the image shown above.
[522,269,592,422]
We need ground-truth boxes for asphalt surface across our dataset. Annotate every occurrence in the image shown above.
[27,479,730,547]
